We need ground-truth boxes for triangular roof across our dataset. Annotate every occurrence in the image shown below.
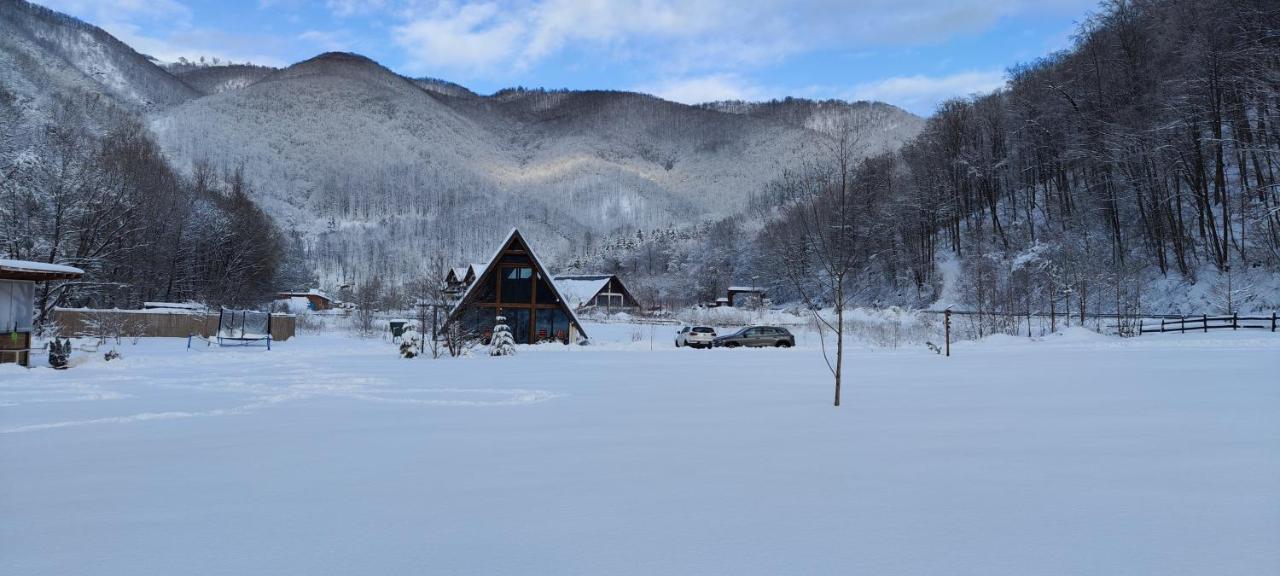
[554,274,642,309]
[554,277,611,308]
[444,229,587,340]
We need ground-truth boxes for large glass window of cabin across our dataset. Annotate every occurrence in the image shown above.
[501,266,533,302]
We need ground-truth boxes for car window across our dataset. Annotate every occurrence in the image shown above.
[693,327,713,333]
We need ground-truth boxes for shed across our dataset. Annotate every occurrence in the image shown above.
[276,289,334,311]
[1,259,84,366]
[727,286,767,308]
[554,274,641,312]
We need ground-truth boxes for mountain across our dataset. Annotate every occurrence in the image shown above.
[148,53,923,283]
[173,64,276,95]
[2,0,924,290]
[0,0,196,111]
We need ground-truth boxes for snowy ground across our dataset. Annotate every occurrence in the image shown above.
[2,323,1278,575]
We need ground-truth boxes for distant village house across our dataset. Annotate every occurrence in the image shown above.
[554,274,641,312]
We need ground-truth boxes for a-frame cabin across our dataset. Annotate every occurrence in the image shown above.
[442,229,587,344]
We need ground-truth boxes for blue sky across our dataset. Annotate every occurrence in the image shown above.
[40,0,1099,115]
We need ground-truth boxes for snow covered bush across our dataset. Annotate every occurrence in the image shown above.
[489,316,516,356]
[399,330,420,359]
[48,338,71,369]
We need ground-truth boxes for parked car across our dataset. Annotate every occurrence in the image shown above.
[675,326,717,348]
[713,326,795,348]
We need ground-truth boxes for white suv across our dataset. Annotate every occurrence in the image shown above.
[675,326,717,348]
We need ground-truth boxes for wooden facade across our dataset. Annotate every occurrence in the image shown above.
[443,230,586,344]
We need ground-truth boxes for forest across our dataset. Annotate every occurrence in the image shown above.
[581,0,1280,323]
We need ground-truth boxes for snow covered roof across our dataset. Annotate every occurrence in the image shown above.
[143,302,203,310]
[446,228,587,340]
[554,277,611,307]
[727,286,766,293]
[0,259,84,281]
[449,267,468,281]
[277,289,332,301]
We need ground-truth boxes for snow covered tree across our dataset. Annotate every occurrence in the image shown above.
[488,315,516,356]
[399,330,420,358]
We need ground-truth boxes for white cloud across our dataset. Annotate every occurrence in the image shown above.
[849,70,1007,113]
[41,0,290,66]
[392,3,526,74]
[638,74,770,104]
[326,0,387,18]
[298,30,354,52]
[390,0,1095,79]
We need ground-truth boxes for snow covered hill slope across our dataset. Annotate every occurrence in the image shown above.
[147,52,923,280]
[173,64,276,95]
[2,0,924,286]
[0,0,197,111]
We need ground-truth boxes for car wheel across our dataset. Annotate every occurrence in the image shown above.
[775,341,791,348]
[675,340,681,347]
[726,342,740,348]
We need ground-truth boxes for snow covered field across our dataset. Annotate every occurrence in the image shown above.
[2,324,1278,575]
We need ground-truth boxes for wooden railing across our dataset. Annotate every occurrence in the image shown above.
[1140,313,1278,334]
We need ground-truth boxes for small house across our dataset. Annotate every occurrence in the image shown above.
[727,286,767,308]
[1,259,84,366]
[554,274,641,312]
[276,289,334,311]
[442,229,587,344]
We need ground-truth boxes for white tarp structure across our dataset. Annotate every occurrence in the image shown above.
[0,280,35,333]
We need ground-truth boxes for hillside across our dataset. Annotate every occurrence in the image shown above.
[148,54,923,284]
[1,0,923,298]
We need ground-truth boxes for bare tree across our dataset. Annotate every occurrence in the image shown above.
[760,120,876,406]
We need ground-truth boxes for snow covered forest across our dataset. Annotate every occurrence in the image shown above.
[1,0,1279,319]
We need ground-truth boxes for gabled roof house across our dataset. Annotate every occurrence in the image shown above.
[443,229,587,344]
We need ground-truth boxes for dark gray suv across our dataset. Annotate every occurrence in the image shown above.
[713,326,795,348]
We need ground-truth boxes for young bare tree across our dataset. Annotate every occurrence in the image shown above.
[760,120,877,406]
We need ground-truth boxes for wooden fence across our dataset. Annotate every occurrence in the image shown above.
[50,309,295,341]
[1140,313,1278,334]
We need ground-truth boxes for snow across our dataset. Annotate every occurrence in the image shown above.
[142,302,203,311]
[0,258,84,276]
[553,277,610,308]
[2,324,1277,574]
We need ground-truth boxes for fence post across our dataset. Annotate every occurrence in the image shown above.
[1180,316,1185,334]
[1273,312,1276,332]
[1160,318,1164,333]
[1233,312,1238,330]
[1203,314,1208,333]
[944,309,951,357]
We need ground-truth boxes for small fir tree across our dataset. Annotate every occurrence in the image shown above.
[489,315,516,356]
[399,330,420,358]
[48,338,71,369]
